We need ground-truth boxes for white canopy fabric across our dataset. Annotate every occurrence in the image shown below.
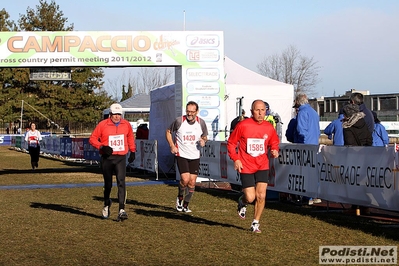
[224,56,294,143]
[149,57,295,173]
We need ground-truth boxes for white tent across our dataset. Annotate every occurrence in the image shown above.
[149,57,295,173]
[224,56,294,143]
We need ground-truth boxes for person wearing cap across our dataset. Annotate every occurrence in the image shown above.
[371,111,389,147]
[89,103,136,221]
[166,101,209,213]
[230,109,248,132]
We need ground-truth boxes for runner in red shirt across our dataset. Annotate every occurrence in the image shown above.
[89,103,136,221]
[227,100,279,233]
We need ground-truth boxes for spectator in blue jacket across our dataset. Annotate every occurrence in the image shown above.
[371,111,389,147]
[294,93,320,145]
[292,94,321,205]
[324,111,344,146]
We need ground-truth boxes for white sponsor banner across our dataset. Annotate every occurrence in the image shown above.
[273,144,320,198]
[199,141,399,212]
[318,145,398,209]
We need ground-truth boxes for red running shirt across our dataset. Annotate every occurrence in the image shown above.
[227,118,279,174]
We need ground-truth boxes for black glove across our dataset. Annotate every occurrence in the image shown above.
[128,152,136,163]
[100,146,113,157]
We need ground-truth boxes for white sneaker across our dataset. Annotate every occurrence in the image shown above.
[237,195,247,219]
[250,222,261,233]
[182,207,192,213]
[308,199,314,205]
[176,197,183,212]
[102,205,110,219]
[102,200,111,219]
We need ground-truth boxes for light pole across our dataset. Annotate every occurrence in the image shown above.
[20,100,24,130]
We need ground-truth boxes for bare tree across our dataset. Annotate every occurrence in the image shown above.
[257,45,321,96]
[137,67,173,94]
[106,67,173,101]
[107,74,125,101]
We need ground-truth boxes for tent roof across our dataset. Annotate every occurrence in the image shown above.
[120,93,150,110]
[224,56,289,87]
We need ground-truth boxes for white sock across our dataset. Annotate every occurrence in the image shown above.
[253,219,259,224]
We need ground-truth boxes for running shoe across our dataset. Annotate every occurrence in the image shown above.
[250,222,261,233]
[118,209,128,220]
[237,195,247,219]
[176,197,183,212]
[182,207,192,213]
[102,199,111,219]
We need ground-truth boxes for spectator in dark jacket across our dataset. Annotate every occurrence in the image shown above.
[230,109,248,132]
[285,106,299,143]
[342,103,372,146]
[350,92,374,133]
[342,103,372,215]
[136,123,149,139]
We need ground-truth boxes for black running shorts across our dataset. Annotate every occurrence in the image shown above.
[240,170,270,188]
[176,157,200,175]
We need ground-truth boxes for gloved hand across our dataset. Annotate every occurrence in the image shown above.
[128,152,136,163]
[100,146,113,157]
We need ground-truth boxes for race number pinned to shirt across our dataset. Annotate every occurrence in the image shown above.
[28,136,38,148]
[29,140,38,148]
[109,134,125,152]
[247,138,265,157]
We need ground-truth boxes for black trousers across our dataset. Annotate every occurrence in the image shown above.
[101,154,127,210]
[28,146,40,164]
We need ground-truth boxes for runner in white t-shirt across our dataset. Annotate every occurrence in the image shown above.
[24,122,42,170]
[166,101,208,213]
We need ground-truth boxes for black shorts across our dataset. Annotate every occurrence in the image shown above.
[176,157,200,175]
[240,170,270,189]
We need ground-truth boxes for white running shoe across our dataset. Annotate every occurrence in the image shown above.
[102,200,111,219]
[237,195,247,219]
[176,197,183,212]
[182,207,192,213]
[250,222,261,233]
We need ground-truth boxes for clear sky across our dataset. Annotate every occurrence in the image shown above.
[3,0,399,98]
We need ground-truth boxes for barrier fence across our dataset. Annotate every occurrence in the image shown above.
[2,134,398,212]
[2,135,158,179]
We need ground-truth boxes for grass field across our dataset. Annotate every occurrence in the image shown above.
[0,146,398,266]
